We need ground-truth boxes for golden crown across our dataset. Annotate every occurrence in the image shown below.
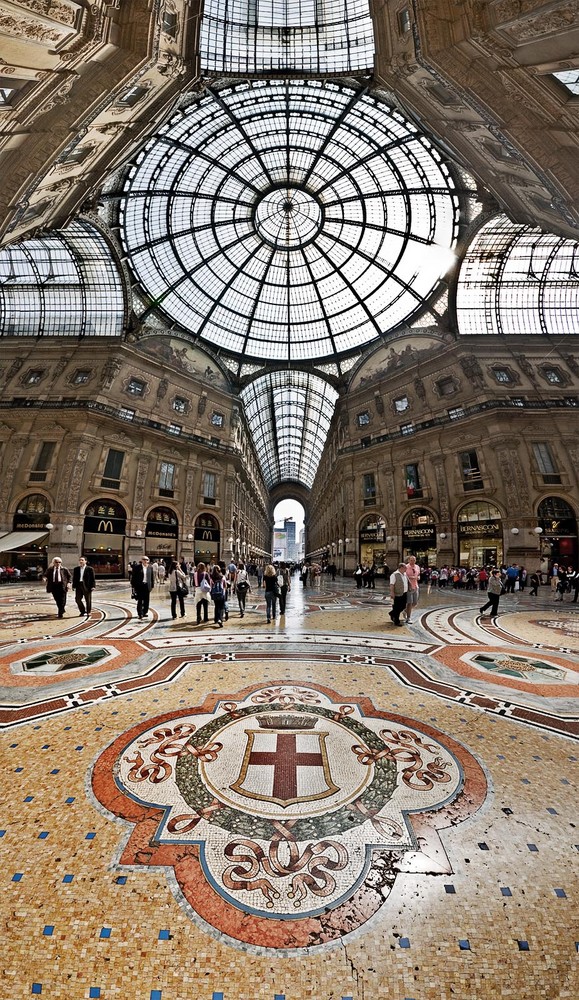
[257,713,318,730]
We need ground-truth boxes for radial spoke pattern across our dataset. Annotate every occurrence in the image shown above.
[200,0,375,76]
[240,370,339,488]
[120,80,460,364]
[0,221,125,338]
[456,215,579,336]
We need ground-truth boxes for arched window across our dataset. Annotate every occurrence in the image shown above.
[457,501,502,524]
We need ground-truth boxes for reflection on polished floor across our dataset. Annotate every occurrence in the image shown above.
[1,574,578,1000]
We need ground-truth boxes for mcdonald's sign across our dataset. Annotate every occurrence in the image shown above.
[98,520,114,533]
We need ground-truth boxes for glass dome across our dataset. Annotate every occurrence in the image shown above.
[120,79,461,364]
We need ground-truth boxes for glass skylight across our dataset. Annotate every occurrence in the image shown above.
[240,370,339,488]
[200,0,374,76]
[456,215,579,336]
[120,79,461,364]
[0,221,125,337]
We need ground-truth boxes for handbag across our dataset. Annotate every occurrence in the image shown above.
[178,582,189,596]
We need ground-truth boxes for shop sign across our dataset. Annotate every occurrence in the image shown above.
[146,526,179,538]
[458,522,500,537]
[403,526,436,542]
[84,515,127,534]
[360,530,385,542]
[195,527,218,541]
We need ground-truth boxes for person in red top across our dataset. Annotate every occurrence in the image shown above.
[404,555,421,624]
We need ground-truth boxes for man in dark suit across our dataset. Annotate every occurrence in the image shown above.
[45,557,72,618]
[72,556,96,616]
[130,555,154,619]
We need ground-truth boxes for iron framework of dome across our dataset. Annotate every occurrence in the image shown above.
[119,79,461,365]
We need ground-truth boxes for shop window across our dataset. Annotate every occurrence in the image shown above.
[159,461,175,498]
[460,450,484,492]
[127,377,146,396]
[30,442,55,483]
[533,443,561,484]
[405,464,422,499]
[363,473,376,506]
[101,449,124,490]
[19,493,50,514]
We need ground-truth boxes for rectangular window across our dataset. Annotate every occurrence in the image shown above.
[493,368,512,384]
[510,397,525,407]
[30,442,55,482]
[448,406,465,421]
[405,463,422,498]
[119,407,135,421]
[159,461,175,497]
[73,370,91,385]
[400,422,414,435]
[357,411,370,427]
[127,377,146,396]
[101,449,125,489]
[173,397,187,413]
[533,443,561,483]
[460,450,484,492]
[398,8,411,34]
[26,370,44,385]
[203,471,216,501]
[363,473,376,505]
[168,423,182,436]
[394,395,409,412]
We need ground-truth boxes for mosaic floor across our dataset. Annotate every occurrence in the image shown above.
[1,576,577,1000]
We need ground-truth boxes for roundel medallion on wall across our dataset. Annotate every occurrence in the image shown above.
[92,682,487,951]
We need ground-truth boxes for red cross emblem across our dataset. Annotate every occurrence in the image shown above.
[231,726,339,807]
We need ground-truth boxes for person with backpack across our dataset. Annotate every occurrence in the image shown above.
[210,569,226,626]
[235,561,251,617]
[193,561,211,625]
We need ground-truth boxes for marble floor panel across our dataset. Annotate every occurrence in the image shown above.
[0,578,577,1000]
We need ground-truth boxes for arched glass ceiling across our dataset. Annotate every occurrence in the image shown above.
[120,79,461,364]
[200,0,375,76]
[0,221,125,338]
[240,370,339,489]
[456,215,579,336]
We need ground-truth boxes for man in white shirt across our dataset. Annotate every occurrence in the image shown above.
[72,557,96,616]
[389,563,408,626]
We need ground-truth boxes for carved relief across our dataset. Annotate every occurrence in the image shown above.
[413,377,426,402]
[433,459,450,521]
[383,469,396,525]
[460,356,486,389]
[156,378,168,401]
[504,8,578,41]
[101,359,121,389]
[133,456,151,518]
[0,436,26,510]
[183,467,195,525]
[0,12,67,43]
[19,0,78,26]
[495,446,530,515]
[56,440,83,509]
[68,446,89,511]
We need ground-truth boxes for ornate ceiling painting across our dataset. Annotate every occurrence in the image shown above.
[93,683,487,951]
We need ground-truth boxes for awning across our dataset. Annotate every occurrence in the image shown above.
[0,530,48,553]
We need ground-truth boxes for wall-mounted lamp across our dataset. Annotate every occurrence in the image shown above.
[345,538,350,544]
[65,524,74,533]
[533,526,543,535]
[439,532,447,540]
[510,527,520,536]
[45,522,54,531]
[135,529,142,538]
[228,536,234,545]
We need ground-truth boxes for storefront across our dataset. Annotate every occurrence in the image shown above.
[402,509,437,565]
[537,496,577,571]
[7,495,51,574]
[358,515,386,574]
[146,507,179,564]
[457,501,503,567]
[83,500,127,576]
[194,513,220,565]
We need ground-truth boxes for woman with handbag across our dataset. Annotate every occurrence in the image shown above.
[263,564,278,624]
[168,560,188,619]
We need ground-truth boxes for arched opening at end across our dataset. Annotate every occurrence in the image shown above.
[273,499,305,564]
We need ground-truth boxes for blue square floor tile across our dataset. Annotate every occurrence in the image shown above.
[459,939,471,950]
[518,940,530,951]
[89,989,101,999]
[43,926,54,937]
[62,874,74,883]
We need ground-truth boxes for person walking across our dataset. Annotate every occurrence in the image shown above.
[278,562,291,615]
[72,556,96,616]
[404,554,420,624]
[46,557,71,618]
[168,559,187,619]
[210,570,226,627]
[568,567,579,603]
[480,569,503,618]
[263,564,278,623]
[389,563,408,626]
[529,571,540,597]
[235,561,251,617]
[193,561,211,624]
[131,555,154,620]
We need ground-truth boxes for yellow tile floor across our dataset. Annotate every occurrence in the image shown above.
[0,577,577,1000]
